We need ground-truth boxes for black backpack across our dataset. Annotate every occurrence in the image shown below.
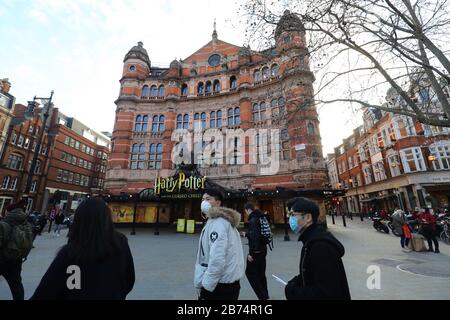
[259,216,273,250]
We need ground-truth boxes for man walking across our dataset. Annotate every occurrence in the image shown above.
[0,199,34,300]
[285,197,351,300]
[244,203,269,300]
[194,189,245,300]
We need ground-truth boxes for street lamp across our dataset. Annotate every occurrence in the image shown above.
[24,91,54,194]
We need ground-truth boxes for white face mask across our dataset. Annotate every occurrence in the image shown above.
[201,200,212,214]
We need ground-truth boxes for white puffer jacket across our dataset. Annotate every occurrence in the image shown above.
[194,207,245,292]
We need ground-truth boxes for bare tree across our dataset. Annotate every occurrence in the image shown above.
[240,0,450,126]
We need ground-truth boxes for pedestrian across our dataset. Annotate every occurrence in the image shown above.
[419,208,440,253]
[0,199,34,300]
[285,197,351,300]
[244,203,269,300]
[392,209,411,252]
[31,197,135,300]
[53,210,65,236]
[194,188,245,300]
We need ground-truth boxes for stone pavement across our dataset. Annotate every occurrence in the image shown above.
[1,216,450,300]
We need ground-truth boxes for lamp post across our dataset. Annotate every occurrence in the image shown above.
[24,91,54,194]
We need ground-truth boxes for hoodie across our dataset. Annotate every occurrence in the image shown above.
[285,224,351,300]
[194,207,245,293]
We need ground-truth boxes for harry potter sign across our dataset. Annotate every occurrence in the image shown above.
[154,172,206,195]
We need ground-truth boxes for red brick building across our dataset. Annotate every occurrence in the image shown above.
[0,103,110,215]
[105,11,328,224]
[0,103,54,215]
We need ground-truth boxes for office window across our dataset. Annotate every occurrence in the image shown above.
[149,143,163,169]
[7,154,23,170]
[400,147,426,173]
[1,176,10,189]
[130,143,145,170]
[430,142,450,170]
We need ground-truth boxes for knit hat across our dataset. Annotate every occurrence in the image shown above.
[6,199,27,212]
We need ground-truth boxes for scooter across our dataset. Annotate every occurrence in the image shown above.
[372,213,390,234]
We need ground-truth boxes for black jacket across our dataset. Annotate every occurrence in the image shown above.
[285,224,351,300]
[31,233,135,300]
[246,210,267,255]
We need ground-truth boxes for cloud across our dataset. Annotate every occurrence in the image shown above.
[28,9,49,25]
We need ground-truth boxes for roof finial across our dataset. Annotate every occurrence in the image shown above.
[212,18,218,42]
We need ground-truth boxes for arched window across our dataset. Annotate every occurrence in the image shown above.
[308,122,315,135]
[158,85,165,97]
[253,102,266,122]
[7,154,23,170]
[181,83,188,96]
[217,110,222,127]
[213,80,221,93]
[262,66,270,80]
[158,115,165,131]
[278,97,286,114]
[141,85,149,98]
[253,103,260,122]
[228,107,240,126]
[254,70,261,82]
[142,115,148,131]
[230,76,237,90]
[197,82,204,94]
[150,85,157,97]
[135,115,142,131]
[177,114,182,128]
[149,143,163,169]
[152,115,159,133]
[183,114,189,129]
[9,177,18,190]
[210,111,216,128]
[177,114,189,129]
[1,176,10,189]
[130,143,145,170]
[205,81,212,94]
[201,112,206,129]
[271,64,279,77]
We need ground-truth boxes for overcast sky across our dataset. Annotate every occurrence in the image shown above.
[0,0,360,154]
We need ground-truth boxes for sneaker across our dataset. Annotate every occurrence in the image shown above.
[435,249,440,253]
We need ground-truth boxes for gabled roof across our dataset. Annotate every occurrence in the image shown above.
[182,39,243,63]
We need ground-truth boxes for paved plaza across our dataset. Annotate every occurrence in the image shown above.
[1,216,450,300]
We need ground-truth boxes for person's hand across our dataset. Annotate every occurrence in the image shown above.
[240,231,246,237]
[247,255,253,262]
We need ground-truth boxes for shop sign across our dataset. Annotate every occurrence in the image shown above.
[154,172,206,195]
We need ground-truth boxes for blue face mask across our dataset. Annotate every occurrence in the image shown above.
[289,215,302,234]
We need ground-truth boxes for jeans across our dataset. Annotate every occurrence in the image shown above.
[0,260,25,300]
[400,235,410,248]
[54,223,63,234]
[245,252,269,300]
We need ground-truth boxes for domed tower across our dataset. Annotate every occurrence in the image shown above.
[122,41,151,79]
[166,59,181,98]
[275,10,306,51]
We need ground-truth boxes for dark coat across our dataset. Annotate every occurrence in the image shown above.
[246,210,267,255]
[285,224,351,300]
[30,233,135,300]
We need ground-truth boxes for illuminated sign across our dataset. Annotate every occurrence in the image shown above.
[154,172,206,195]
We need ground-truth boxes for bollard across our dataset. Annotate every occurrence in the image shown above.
[342,214,347,227]
[349,212,353,220]
[331,213,335,225]
[360,212,364,222]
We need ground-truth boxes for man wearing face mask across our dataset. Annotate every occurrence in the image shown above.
[285,197,351,300]
[194,189,245,300]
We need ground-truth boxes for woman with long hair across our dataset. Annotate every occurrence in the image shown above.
[31,197,135,300]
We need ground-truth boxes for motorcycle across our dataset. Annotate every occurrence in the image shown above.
[372,213,390,234]
[388,217,401,237]
[439,218,450,245]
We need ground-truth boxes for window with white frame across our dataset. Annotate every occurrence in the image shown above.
[373,161,387,182]
[400,147,426,173]
[429,142,450,170]
[11,133,17,145]
[26,198,33,213]
[9,177,18,190]
[17,135,24,147]
[30,180,37,193]
[348,156,353,169]
[363,166,373,184]
[1,176,10,189]
[388,154,402,177]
